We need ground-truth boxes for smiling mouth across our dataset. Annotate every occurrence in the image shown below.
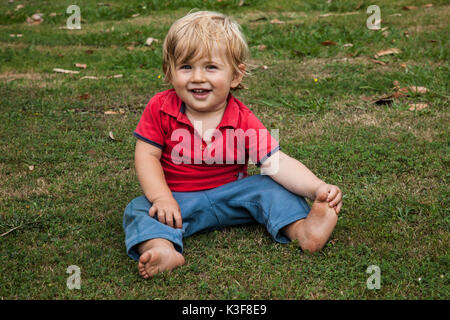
[190,89,211,99]
[190,89,211,93]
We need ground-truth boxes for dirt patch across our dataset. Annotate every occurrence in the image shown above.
[0,72,44,82]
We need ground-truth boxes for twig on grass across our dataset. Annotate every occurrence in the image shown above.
[0,225,23,237]
[0,214,44,238]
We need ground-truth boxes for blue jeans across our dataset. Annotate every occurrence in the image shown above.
[123,175,310,261]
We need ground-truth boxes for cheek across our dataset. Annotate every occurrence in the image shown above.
[211,75,232,89]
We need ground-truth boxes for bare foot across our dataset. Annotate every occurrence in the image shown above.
[138,245,185,279]
[285,191,338,253]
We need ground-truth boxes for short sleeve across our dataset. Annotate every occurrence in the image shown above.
[134,95,165,149]
[245,112,280,167]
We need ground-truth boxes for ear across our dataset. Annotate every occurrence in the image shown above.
[231,63,246,89]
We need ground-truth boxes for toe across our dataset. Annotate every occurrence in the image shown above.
[139,250,151,265]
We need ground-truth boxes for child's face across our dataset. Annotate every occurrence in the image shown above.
[170,44,243,115]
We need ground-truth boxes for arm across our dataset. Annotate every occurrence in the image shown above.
[135,139,182,228]
[260,150,343,213]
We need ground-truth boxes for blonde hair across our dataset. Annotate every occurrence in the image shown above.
[162,10,249,86]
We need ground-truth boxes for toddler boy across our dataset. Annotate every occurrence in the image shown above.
[123,11,343,279]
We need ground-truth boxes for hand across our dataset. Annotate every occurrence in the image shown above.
[149,196,182,229]
[315,183,343,214]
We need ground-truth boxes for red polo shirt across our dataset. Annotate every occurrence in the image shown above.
[134,89,280,192]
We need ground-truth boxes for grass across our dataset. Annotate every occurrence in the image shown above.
[0,0,448,300]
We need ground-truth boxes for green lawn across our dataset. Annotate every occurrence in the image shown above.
[0,0,448,299]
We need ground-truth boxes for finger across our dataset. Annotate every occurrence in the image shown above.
[330,191,343,207]
[327,189,338,206]
[149,206,157,217]
[174,212,183,229]
[165,212,174,228]
[157,209,166,224]
[327,188,338,201]
[335,201,343,215]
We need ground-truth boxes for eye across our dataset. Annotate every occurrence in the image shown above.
[179,65,191,70]
[207,65,218,70]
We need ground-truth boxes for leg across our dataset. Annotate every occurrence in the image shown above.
[124,193,222,279]
[137,238,185,279]
[282,190,338,253]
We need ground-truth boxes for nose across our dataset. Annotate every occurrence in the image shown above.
[191,67,206,83]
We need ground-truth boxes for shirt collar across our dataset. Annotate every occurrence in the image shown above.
[160,89,239,129]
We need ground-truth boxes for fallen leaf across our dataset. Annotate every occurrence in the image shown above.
[426,40,438,43]
[393,80,400,88]
[371,59,386,65]
[408,103,428,111]
[86,149,96,156]
[145,37,155,46]
[78,93,90,100]
[28,165,34,171]
[321,40,337,46]
[400,63,407,68]
[402,6,418,11]
[389,13,402,17]
[270,19,285,24]
[261,65,268,70]
[239,0,245,6]
[104,110,119,115]
[257,44,267,50]
[382,31,389,38]
[75,63,87,69]
[374,48,401,59]
[15,4,24,11]
[131,13,140,18]
[49,12,57,17]
[80,76,98,80]
[27,13,43,25]
[27,17,42,25]
[409,86,428,94]
[53,68,79,74]
[392,91,407,99]
[423,4,433,8]
[361,96,372,102]
[112,74,123,78]
[343,43,353,47]
[108,131,116,140]
[31,13,43,20]
[85,49,94,55]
